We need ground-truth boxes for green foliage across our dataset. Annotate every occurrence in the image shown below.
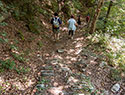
[0,59,16,70]
[115,52,125,72]
[97,0,125,37]
[96,34,108,48]
[105,52,114,64]
[0,67,4,72]
[105,44,125,72]
[12,7,20,20]
[89,32,109,51]
[96,19,104,29]
[36,78,50,91]
[15,66,30,74]
[24,49,30,56]
[105,48,125,72]
[0,58,30,74]
[38,78,50,84]
[4,0,42,34]
[82,0,97,7]
[37,41,42,48]
[119,63,125,72]
[38,7,51,18]
[92,0,125,73]
[38,8,47,14]
[11,53,26,63]
[0,1,7,13]
[73,0,83,10]
[14,40,19,44]
[0,32,8,43]
[28,21,41,34]
[87,30,124,73]
[0,31,7,37]
[0,38,8,43]
[0,38,4,43]
[61,4,71,17]
[17,30,24,40]
[10,44,18,50]
[110,68,121,81]
[10,44,28,63]
[0,22,8,26]
[51,1,58,12]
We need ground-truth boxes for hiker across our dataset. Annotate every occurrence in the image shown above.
[51,13,62,40]
[77,15,81,25]
[67,15,77,39]
[86,14,90,24]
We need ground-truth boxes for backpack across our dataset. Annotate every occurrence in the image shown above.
[53,17,59,28]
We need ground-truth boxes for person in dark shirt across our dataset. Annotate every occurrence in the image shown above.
[51,13,62,40]
[86,14,90,27]
[86,14,90,23]
[77,15,81,25]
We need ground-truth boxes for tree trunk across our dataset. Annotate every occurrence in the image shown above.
[104,1,113,31]
[90,0,104,34]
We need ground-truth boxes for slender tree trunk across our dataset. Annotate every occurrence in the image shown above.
[104,1,113,31]
[90,0,104,34]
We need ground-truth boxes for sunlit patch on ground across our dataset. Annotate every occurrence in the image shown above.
[53,55,63,60]
[0,77,4,84]
[67,76,79,83]
[108,36,125,52]
[42,20,50,29]
[48,86,63,95]
[75,37,84,41]
[60,27,68,32]
[75,43,83,48]
[74,48,83,55]
[13,81,25,90]
[26,79,35,88]
[67,49,75,54]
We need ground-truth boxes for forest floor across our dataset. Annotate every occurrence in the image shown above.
[0,17,124,95]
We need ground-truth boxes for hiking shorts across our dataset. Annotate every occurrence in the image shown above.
[53,28,60,34]
[68,30,75,36]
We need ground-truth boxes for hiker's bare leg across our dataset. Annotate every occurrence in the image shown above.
[55,34,57,40]
[57,33,60,40]
[54,33,56,40]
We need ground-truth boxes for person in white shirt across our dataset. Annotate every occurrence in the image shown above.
[67,15,78,39]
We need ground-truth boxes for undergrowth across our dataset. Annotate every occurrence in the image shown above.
[87,31,125,81]
[0,59,30,74]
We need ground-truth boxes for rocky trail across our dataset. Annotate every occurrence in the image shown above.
[0,17,124,95]
[0,0,124,94]
[29,26,124,95]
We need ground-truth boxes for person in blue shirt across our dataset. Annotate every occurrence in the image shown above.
[51,13,62,40]
[67,15,78,39]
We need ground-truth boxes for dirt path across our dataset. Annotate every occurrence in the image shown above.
[28,25,110,95]
[0,18,124,95]
[32,25,124,95]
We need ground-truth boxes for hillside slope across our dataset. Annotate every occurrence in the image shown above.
[0,0,124,95]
